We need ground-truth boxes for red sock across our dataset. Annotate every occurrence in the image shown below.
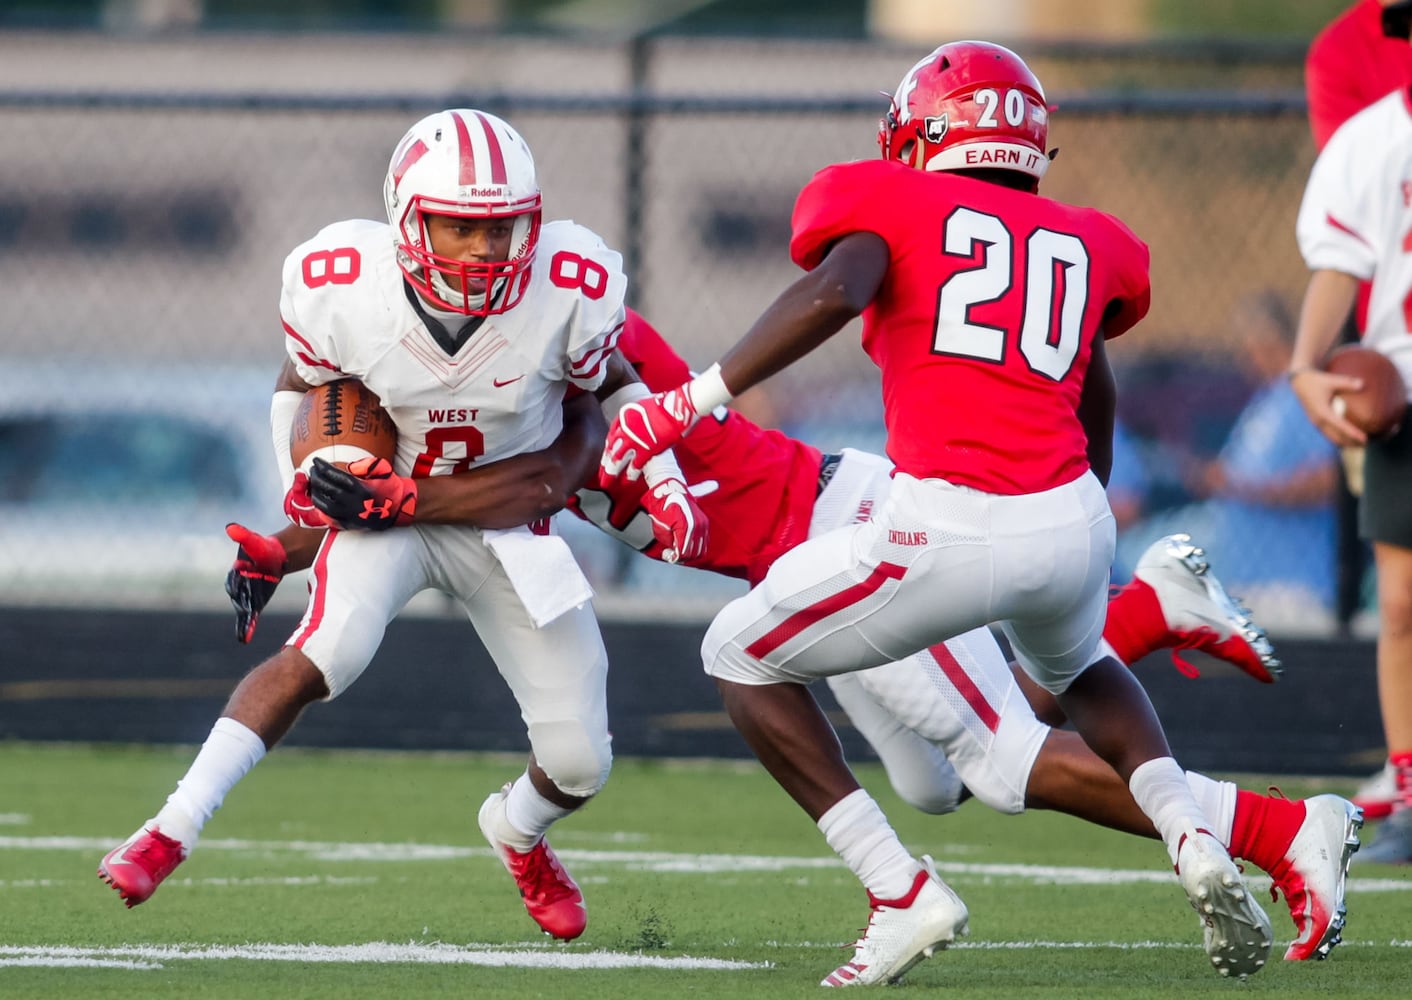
[1228,789,1306,872]
[1102,579,1167,665]
[1391,750,1412,809]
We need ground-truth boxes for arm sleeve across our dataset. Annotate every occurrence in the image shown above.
[1296,134,1379,280]
[558,230,630,393]
[789,162,891,272]
[279,250,345,386]
[270,390,304,495]
[1096,214,1152,339]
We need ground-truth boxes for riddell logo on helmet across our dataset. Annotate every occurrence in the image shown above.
[461,186,508,198]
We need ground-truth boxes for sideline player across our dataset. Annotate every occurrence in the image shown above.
[97,109,707,942]
[600,42,1278,982]
[1289,68,1412,864]
[259,307,1360,971]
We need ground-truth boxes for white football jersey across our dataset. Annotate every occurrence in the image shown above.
[279,218,627,477]
[1297,88,1412,399]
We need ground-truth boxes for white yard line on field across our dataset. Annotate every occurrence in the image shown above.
[3,834,1409,892]
[0,942,769,971]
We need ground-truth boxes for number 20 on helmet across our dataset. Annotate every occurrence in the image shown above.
[878,40,1053,182]
[383,109,543,316]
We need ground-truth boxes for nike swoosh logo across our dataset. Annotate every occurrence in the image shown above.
[493,375,525,388]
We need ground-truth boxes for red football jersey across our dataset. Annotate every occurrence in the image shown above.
[572,310,823,583]
[791,159,1150,495]
[1306,0,1412,150]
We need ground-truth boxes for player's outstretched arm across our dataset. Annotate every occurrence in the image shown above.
[601,232,888,481]
[595,350,709,563]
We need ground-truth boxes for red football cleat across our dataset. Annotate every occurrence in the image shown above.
[98,826,187,908]
[478,785,586,940]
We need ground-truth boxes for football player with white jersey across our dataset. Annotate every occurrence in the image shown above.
[600,43,1282,983]
[98,109,707,941]
[1290,56,1412,864]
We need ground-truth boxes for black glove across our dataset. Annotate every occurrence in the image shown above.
[225,523,288,643]
[307,456,418,531]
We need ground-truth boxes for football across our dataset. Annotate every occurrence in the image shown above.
[1324,345,1407,439]
[290,378,398,472]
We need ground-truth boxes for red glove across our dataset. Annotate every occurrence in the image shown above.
[225,523,287,643]
[307,456,418,531]
[601,385,699,484]
[283,470,334,529]
[642,477,709,564]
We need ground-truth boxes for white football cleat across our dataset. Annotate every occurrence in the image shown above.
[1134,533,1281,683]
[1269,794,1362,960]
[821,856,968,987]
[1176,829,1273,979]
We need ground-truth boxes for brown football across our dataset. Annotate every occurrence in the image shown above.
[1324,345,1407,439]
[290,378,398,472]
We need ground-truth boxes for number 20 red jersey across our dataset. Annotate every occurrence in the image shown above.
[791,159,1151,495]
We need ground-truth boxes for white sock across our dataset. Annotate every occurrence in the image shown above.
[1184,771,1237,847]
[1128,756,1209,865]
[501,772,573,849]
[155,717,266,851]
[817,788,920,900]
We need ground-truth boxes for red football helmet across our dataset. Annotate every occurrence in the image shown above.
[878,41,1051,181]
[383,109,542,316]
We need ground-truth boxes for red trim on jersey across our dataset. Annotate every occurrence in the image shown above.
[472,111,508,185]
[391,138,429,188]
[745,562,907,659]
[927,642,1000,733]
[1325,212,1371,246]
[282,320,340,370]
[570,322,624,381]
[291,534,334,649]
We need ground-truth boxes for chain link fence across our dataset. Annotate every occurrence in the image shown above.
[0,34,1360,635]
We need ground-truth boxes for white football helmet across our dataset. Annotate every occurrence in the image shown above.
[383,109,542,316]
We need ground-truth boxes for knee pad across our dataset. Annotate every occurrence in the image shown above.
[527,718,612,798]
[890,768,964,816]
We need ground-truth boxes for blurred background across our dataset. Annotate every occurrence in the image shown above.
[0,0,1368,637]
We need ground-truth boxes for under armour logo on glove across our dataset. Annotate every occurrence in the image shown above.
[601,386,700,484]
[642,476,709,564]
[307,456,417,531]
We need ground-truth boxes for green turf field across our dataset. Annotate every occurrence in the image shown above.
[2,742,1409,998]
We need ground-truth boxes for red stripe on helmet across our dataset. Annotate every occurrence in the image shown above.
[451,112,478,185]
[472,111,509,184]
[391,138,429,188]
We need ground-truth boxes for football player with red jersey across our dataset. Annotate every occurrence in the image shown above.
[248,306,1359,970]
[97,109,707,941]
[601,42,1276,982]
[577,311,1358,967]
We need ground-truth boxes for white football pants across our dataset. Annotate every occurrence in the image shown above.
[706,448,1114,813]
[286,523,612,798]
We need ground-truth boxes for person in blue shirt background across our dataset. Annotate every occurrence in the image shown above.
[1117,290,1340,631]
